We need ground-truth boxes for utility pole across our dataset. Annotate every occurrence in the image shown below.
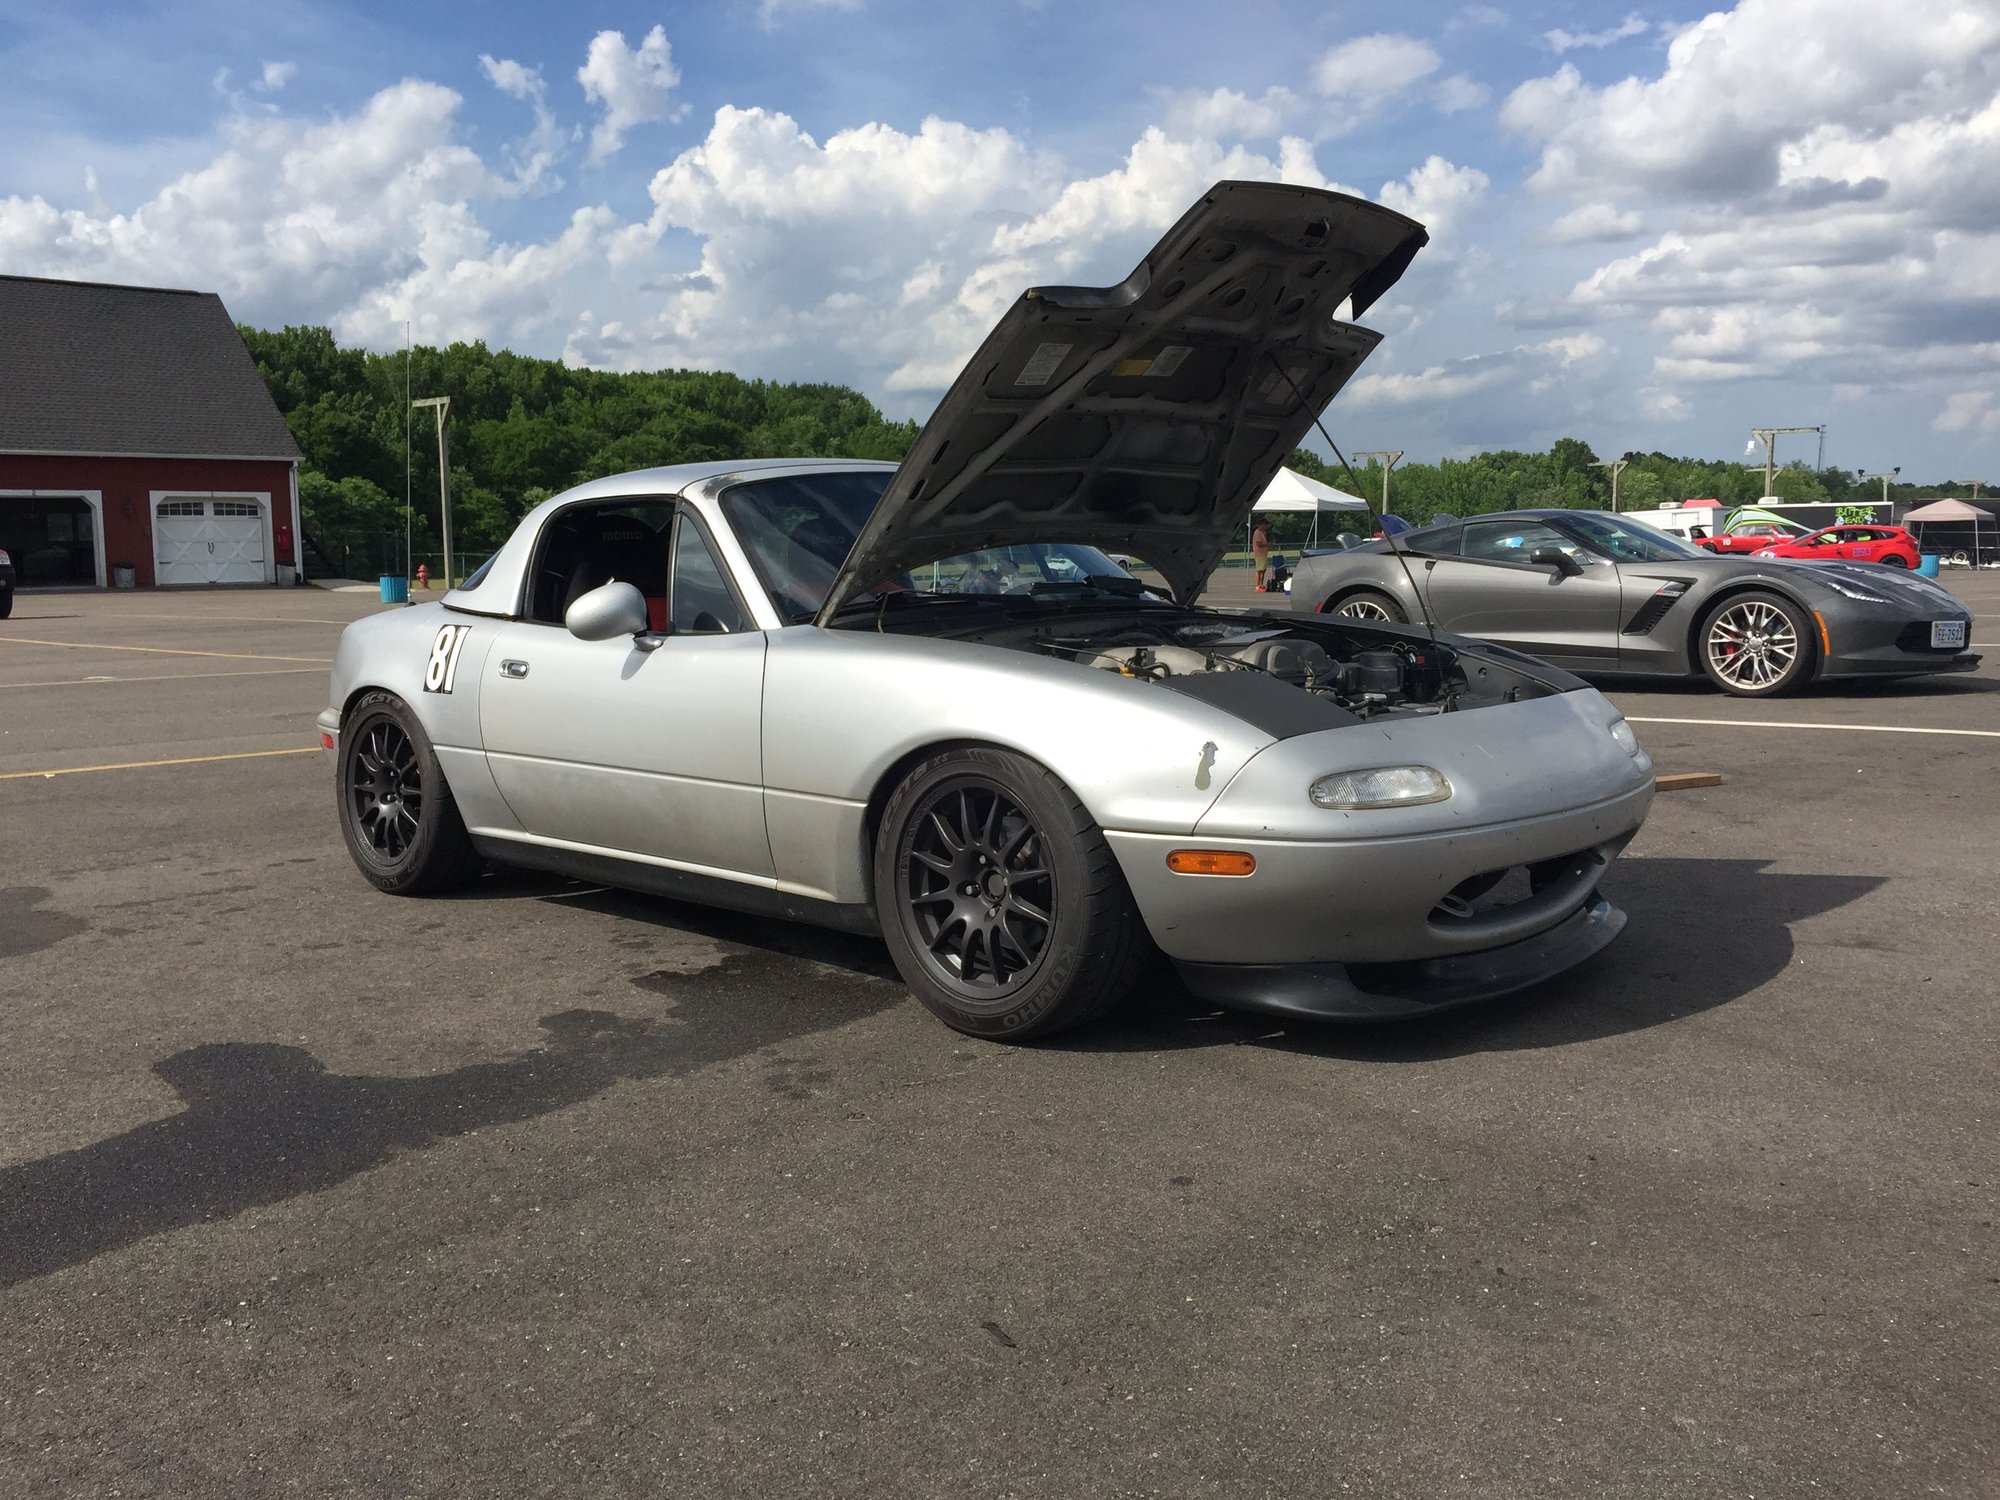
[1353,451,1403,516]
[413,396,452,585]
[1590,456,1629,513]
[1749,425,1824,497]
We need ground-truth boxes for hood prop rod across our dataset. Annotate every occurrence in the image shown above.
[1265,355,1449,681]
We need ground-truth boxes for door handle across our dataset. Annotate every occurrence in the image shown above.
[499,659,529,679]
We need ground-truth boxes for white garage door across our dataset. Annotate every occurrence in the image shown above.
[154,498,267,585]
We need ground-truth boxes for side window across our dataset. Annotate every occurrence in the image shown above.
[1460,520,1575,564]
[671,513,749,634]
[526,501,674,624]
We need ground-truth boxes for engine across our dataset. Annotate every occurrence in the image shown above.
[1059,625,1452,716]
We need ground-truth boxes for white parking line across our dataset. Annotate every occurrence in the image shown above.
[0,666,327,689]
[1629,715,2000,740]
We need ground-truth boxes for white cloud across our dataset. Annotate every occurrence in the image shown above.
[1502,0,2000,398]
[1312,34,1441,102]
[1641,387,1691,419]
[1155,85,1300,140]
[1546,14,1650,52]
[1344,332,1602,409]
[1540,202,1643,243]
[1933,391,2000,433]
[479,55,569,193]
[758,0,863,26]
[256,61,296,93]
[0,79,570,348]
[577,25,686,162]
[1432,74,1489,114]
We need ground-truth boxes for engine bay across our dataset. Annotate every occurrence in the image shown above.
[872,606,1575,737]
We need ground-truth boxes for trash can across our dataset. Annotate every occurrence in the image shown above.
[379,574,410,604]
[1918,553,1941,578]
[112,563,137,589]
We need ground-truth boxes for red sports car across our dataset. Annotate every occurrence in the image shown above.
[1754,524,1922,568]
[1695,518,1808,554]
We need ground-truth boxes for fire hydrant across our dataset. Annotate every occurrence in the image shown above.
[415,563,430,590]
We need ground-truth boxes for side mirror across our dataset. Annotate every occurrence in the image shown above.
[565,580,651,641]
[1531,547,1584,577]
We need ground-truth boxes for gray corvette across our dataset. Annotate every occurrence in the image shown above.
[1290,509,1979,697]
[319,181,1656,1040]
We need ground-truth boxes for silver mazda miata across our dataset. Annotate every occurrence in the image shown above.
[319,181,1656,1039]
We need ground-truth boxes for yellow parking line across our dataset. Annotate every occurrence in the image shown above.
[0,747,322,781]
[0,666,328,689]
[0,636,329,664]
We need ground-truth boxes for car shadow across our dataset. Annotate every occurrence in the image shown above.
[1053,857,1884,1061]
[458,858,1879,1064]
[0,949,901,1290]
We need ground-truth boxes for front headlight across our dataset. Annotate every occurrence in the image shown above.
[1309,765,1452,810]
[1608,718,1639,756]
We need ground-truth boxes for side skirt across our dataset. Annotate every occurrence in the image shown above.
[468,834,881,937]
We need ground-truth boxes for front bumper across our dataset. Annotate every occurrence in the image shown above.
[1177,895,1625,1021]
[315,707,340,755]
[1821,615,1979,678]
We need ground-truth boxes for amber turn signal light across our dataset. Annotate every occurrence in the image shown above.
[1166,849,1256,876]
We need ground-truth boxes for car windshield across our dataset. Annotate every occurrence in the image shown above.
[720,471,1144,621]
[1561,512,1707,562]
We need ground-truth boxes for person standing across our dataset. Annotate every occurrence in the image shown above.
[1251,518,1272,592]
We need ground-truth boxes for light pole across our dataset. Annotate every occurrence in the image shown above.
[1590,455,1629,513]
[1859,467,1900,514]
[1749,425,1823,497]
[412,396,452,585]
[1353,450,1403,517]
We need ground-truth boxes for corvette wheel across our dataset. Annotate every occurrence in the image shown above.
[1327,589,1406,623]
[337,690,480,894]
[875,748,1149,1040]
[1698,592,1813,697]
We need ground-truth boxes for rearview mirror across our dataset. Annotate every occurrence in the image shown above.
[565,580,651,641]
[1530,547,1584,577]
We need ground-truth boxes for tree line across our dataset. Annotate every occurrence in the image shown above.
[242,324,1974,569]
[240,325,920,576]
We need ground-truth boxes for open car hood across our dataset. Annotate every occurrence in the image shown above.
[817,180,1427,620]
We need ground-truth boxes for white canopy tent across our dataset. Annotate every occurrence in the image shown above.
[1903,498,1998,565]
[1251,467,1370,548]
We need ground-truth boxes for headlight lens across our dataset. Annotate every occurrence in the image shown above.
[1609,718,1639,756]
[1309,765,1452,810]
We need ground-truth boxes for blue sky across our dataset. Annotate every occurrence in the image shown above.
[5,0,1999,483]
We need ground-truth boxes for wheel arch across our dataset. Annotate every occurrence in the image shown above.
[1683,580,1824,678]
[1316,580,1408,616]
[859,736,1037,871]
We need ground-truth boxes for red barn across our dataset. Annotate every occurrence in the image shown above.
[0,275,302,590]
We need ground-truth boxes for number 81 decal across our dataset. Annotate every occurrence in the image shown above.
[424,624,472,694]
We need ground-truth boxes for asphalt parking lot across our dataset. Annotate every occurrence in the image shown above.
[3,577,1995,1498]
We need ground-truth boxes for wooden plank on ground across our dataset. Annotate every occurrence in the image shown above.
[1654,772,1724,792]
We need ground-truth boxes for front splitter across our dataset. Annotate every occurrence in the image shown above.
[1174,897,1625,1022]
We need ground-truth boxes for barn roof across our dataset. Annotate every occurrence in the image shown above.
[0,275,301,461]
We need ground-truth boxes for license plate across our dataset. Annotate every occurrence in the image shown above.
[1931,619,1967,649]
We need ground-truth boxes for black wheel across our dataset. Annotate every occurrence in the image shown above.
[1698,541,1719,553]
[0,589,12,620]
[1877,553,1909,568]
[1325,588,1406,623]
[1697,591,1814,697]
[874,748,1150,1040]
[336,690,481,894]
